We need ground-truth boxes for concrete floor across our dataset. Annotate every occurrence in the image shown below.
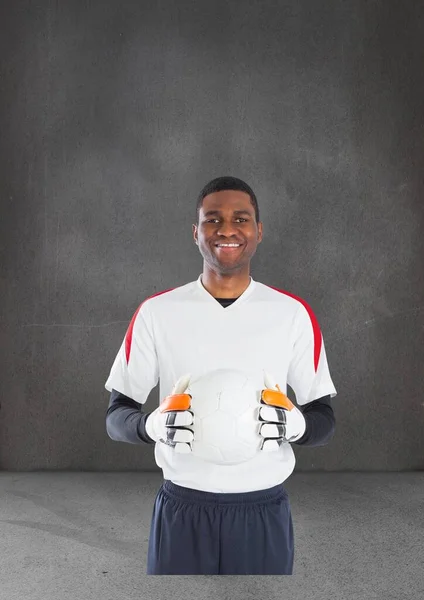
[0,472,423,600]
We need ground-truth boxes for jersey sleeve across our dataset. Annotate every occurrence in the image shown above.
[105,301,159,405]
[287,303,337,406]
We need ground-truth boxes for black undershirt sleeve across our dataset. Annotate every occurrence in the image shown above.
[106,389,155,445]
[106,390,336,448]
[293,395,336,447]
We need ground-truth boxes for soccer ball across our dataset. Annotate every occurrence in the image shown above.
[186,368,262,465]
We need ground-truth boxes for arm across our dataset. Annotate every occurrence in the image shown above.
[106,389,155,445]
[293,394,335,447]
[104,300,159,444]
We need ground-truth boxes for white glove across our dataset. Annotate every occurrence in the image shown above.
[145,374,194,453]
[259,371,306,452]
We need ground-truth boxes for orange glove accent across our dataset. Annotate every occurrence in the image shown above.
[261,384,295,411]
[160,393,192,413]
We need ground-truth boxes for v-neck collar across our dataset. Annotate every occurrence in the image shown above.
[196,274,255,311]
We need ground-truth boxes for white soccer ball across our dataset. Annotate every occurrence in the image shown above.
[186,368,262,465]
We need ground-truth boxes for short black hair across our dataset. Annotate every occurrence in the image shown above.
[195,176,260,224]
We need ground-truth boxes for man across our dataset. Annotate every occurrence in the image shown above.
[105,176,337,575]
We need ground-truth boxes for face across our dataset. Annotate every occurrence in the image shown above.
[192,190,263,274]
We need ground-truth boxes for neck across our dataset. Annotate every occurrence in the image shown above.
[201,269,251,299]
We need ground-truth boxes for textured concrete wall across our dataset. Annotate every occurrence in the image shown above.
[1,0,423,470]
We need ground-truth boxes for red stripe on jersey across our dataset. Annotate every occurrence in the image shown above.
[266,286,322,372]
[125,288,175,364]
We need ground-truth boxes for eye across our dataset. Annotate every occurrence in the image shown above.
[205,218,248,223]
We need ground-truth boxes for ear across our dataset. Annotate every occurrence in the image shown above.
[257,221,263,243]
[192,223,198,244]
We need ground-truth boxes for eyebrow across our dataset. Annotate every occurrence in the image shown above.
[203,209,252,217]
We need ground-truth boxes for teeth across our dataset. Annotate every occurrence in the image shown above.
[217,244,240,247]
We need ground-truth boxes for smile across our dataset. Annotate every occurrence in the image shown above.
[215,244,243,252]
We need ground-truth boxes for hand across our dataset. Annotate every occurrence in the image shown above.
[259,371,306,452]
[145,374,194,453]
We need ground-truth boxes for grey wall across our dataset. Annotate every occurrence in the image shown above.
[1,1,423,471]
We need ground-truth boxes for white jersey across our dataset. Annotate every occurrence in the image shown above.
[105,274,337,493]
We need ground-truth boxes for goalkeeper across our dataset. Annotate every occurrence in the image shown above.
[105,176,337,575]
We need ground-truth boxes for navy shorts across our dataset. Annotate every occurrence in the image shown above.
[147,479,294,575]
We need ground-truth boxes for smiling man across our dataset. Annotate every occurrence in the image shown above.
[105,176,337,575]
[193,187,263,298]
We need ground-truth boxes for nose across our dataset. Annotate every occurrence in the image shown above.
[217,221,240,236]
